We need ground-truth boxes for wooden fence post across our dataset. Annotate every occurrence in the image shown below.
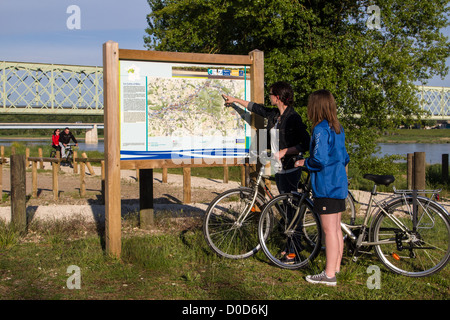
[10,154,27,232]
[32,161,38,198]
[139,169,154,228]
[38,148,44,169]
[183,167,191,204]
[162,167,167,183]
[25,148,30,167]
[407,153,414,190]
[73,151,78,174]
[52,161,59,200]
[442,154,449,183]
[80,161,86,197]
[413,152,426,190]
[223,166,229,183]
[82,152,95,175]
[101,160,105,204]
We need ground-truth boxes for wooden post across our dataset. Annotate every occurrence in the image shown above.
[413,152,426,190]
[25,148,30,167]
[223,166,229,183]
[73,151,78,174]
[103,40,122,258]
[82,152,95,175]
[56,150,61,170]
[10,154,27,232]
[38,148,44,169]
[139,169,154,228]
[80,162,86,197]
[241,166,246,187]
[407,153,414,190]
[442,154,449,183]
[183,167,191,204]
[101,160,105,204]
[32,161,38,198]
[162,167,167,183]
[52,162,59,200]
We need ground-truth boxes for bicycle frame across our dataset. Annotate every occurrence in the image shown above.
[340,184,444,248]
[234,165,276,226]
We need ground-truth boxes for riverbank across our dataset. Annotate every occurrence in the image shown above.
[377,128,450,144]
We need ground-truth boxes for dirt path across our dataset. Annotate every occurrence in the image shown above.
[0,164,254,222]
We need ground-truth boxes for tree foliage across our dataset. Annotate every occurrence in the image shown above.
[144,0,450,172]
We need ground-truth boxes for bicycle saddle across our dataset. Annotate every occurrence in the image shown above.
[363,174,395,186]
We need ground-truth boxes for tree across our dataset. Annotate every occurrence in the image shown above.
[144,0,450,173]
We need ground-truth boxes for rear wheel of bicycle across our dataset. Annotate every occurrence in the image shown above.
[203,188,266,259]
[371,196,450,277]
[258,193,322,270]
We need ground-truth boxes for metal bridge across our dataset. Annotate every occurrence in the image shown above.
[1,61,103,115]
[0,60,449,119]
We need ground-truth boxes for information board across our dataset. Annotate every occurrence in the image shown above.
[119,60,252,162]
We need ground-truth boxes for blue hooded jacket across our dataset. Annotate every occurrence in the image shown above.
[305,120,350,199]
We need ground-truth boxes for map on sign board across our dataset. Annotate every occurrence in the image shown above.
[119,60,251,162]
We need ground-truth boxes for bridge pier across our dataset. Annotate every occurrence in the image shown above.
[85,124,98,144]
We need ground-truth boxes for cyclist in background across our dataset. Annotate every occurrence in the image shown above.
[51,129,62,154]
[59,127,78,160]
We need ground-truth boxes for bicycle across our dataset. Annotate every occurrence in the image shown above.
[203,153,356,260]
[203,162,277,259]
[50,143,75,166]
[258,169,450,277]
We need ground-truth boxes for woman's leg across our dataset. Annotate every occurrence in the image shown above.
[320,212,343,278]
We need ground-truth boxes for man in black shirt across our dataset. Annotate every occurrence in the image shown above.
[59,127,78,159]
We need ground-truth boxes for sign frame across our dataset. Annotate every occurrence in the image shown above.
[102,41,264,257]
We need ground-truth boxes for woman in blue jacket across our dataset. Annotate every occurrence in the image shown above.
[295,89,350,286]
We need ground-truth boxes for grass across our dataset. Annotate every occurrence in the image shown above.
[0,213,448,301]
[378,128,450,144]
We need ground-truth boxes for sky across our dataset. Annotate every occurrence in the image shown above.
[0,0,449,87]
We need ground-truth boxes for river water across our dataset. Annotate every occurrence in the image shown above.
[0,139,449,164]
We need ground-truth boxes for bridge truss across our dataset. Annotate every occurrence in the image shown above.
[417,85,450,120]
[1,61,103,115]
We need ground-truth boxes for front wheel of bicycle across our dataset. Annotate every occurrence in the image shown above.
[258,193,322,270]
[203,187,266,259]
[371,196,450,277]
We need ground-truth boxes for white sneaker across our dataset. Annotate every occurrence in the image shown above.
[305,271,337,286]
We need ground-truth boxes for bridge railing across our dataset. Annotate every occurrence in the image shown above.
[1,61,103,114]
[417,86,450,119]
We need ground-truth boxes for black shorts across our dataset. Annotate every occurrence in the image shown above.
[313,198,346,215]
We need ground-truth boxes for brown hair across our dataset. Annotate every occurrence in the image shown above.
[269,81,294,107]
[307,89,341,134]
